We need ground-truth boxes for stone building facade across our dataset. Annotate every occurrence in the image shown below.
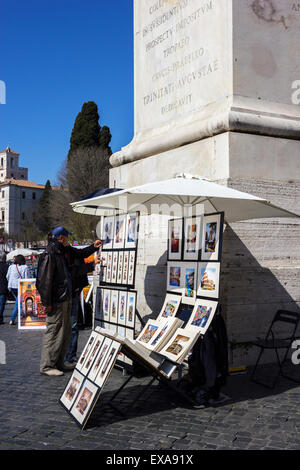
[0,147,45,237]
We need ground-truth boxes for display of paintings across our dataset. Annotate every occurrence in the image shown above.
[182,264,197,305]
[76,331,98,372]
[87,336,112,382]
[111,251,118,283]
[197,262,220,299]
[94,340,120,388]
[127,250,136,286]
[201,213,223,261]
[183,216,202,261]
[81,335,104,375]
[125,212,139,249]
[117,251,124,284]
[157,293,181,320]
[60,369,85,411]
[168,218,183,260]
[70,379,100,427]
[122,251,129,284]
[159,327,200,364]
[136,317,183,352]
[102,216,114,250]
[125,291,136,328]
[109,290,119,323]
[18,279,47,330]
[186,298,218,335]
[113,214,126,249]
[118,291,127,325]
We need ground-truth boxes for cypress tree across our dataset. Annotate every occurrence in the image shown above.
[69,101,102,155]
[36,179,52,234]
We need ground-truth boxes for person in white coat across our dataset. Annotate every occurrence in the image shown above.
[6,255,30,325]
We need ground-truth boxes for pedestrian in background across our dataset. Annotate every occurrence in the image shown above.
[6,254,30,325]
[0,252,9,324]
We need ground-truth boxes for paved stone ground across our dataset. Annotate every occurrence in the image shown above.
[0,304,300,451]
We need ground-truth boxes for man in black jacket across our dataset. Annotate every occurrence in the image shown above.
[64,238,102,366]
[37,227,102,377]
[0,252,8,324]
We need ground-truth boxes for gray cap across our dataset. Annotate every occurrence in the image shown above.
[0,252,6,262]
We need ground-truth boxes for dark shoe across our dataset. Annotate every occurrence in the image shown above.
[9,321,16,325]
[62,362,76,371]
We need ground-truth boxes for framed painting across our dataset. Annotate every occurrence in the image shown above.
[122,251,129,285]
[126,328,134,340]
[70,378,100,428]
[182,264,197,305]
[183,216,202,261]
[102,289,111,323]
[125,291,136,328]
[136,319,162,348]
[111,251,118,284]
[87,336,112,383]
[201,212,224,261]
[125,212,139,249]
[94,340,121,388]
[117,326,126,337]
[168,218,183,260]
[166,262,184,294]
[116,251,124,284]
[60,369,85,411]
[118,291,127,326]
[18,279,46,330]
[127,250,136,286]
[159,327,200,363]
[94,287,103,322]
[197,262,220,299]
[113,214,126,249]
[100,251,108,283]
[157,293,181,320]
[105,252,113,283]
[102,216,115,250]
[186,298,219,335]
[109,289,119,324]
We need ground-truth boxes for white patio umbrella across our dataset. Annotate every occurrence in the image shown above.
[70,174,300,223]
[6,248,40,261]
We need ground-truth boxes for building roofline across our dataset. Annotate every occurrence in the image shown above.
[0,179,45,189]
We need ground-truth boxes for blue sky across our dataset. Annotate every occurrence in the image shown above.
[0,0,134,185]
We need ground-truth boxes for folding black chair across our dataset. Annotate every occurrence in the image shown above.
[251,309,300,389]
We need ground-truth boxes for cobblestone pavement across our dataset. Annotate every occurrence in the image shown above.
[0,304,300,451]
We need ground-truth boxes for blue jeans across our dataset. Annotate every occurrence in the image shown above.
[65,295,79,363]
[0,294,7,322]
[10,288,18,323]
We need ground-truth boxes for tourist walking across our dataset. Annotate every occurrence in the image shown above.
[0,252,9,324]
[6,254,30,325]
